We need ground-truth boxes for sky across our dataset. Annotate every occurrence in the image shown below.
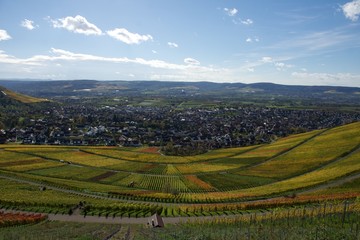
[0,0,360,87]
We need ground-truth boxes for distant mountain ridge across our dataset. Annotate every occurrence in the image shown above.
[0,80,359,98]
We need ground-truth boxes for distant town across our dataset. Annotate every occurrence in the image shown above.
[1,80,360,155]
[1,102,359,154]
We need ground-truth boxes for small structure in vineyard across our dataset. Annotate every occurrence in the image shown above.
[148,213,164,228]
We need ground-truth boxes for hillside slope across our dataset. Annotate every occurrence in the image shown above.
[0,121,359,204]
[0,86,48,103]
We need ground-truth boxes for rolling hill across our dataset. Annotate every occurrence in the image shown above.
[0,80,359,99]
[0,85,48,104]
[0,121,359,239]
[0,121,358,207]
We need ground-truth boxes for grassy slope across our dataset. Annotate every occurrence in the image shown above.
[0,86,48,103]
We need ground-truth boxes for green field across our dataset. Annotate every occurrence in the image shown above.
[0,122,359,216]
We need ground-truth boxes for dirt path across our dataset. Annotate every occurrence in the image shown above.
[299,172,360,194]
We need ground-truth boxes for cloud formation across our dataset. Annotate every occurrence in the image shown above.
[342,0,360,21]
[275,62,292,71]
[232,18,254,25]
[246,37,259,43]
[107,28,153,44]
[0,48,229,82]
[51,15,102,35]
[241,19,253,25]
[21,19,37,30]
[0,29,11,41]
[224,8,238,17]
[184,57,200,65]
[167,42,179,48]
[0,48,215,72]
[261,56,273,63]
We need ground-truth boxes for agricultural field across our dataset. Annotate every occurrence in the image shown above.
[0,211,46,228]
[238,123,360,179]
[0,202,359,240]
[0,221,121,240]
[133,203,360,240]
[0,122,359,216]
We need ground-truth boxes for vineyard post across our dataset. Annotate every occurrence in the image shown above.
[342,201,348,227]
[287,209,290,227]
[302,208,306,227]
[329,203,332,222]
[310,207,314,224]
[270,211,274,236]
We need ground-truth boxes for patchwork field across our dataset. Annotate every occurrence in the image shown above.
[0,121,359,216]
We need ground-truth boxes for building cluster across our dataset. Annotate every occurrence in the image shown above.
[1,104,359,149]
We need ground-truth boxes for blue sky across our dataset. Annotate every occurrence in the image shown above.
[0,0,360,87]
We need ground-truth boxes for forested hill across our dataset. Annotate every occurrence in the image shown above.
[0,80,359,99]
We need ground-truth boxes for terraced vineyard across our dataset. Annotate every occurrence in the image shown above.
[0,122,359,216]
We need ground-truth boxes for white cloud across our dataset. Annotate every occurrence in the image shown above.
[0,48,213,71]
[0,50,18,64]
[342,0,360,21]
[184,57,200,65]
[0,29,11,41]
[167,42,179,48]
[275,62,292,71]
[107,28,153,44]
[246,37,259,43]
[247,67,255,72]
[224,8,238,17]
[0,48,231,82]
[51,15,102,35]
[291,71,360,86]
[152,50,157,54]
[241,18,253,25]
[261,57,273,63]
[21,19,37,30]
[275,62,285,68]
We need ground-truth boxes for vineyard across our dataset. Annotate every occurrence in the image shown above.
[0,122,359,218]
[0,211,47,227]
[0,202,359,239]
